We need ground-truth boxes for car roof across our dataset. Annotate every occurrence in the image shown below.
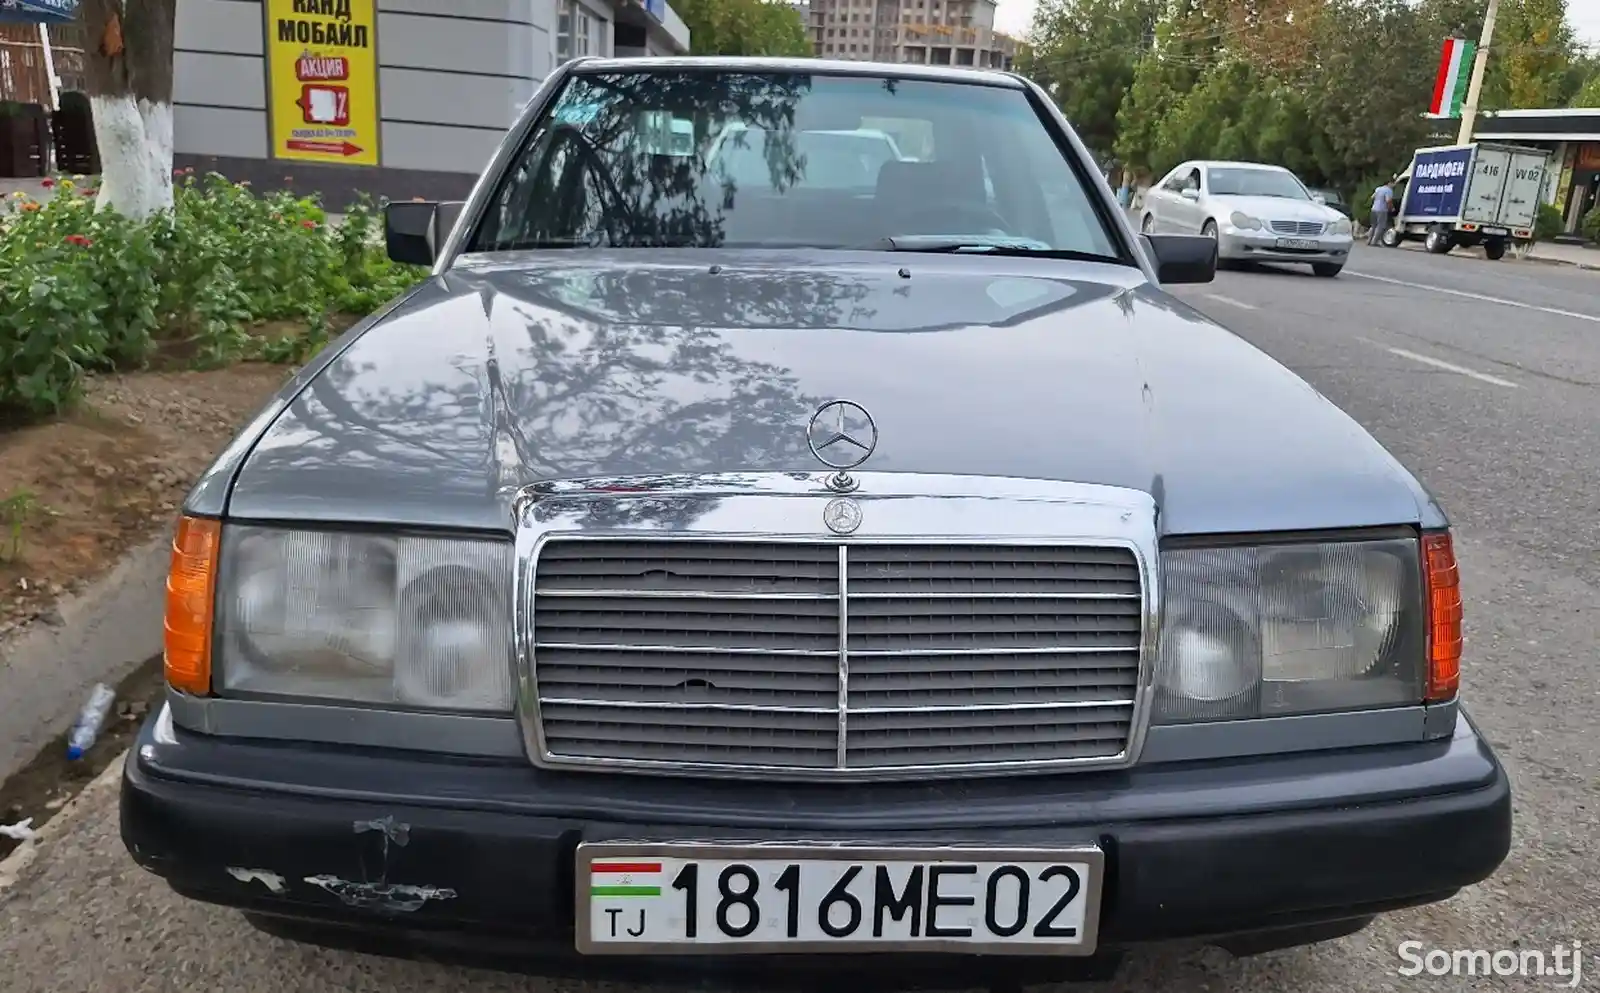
[567,56,1026,90]
[1196,160,1293,172]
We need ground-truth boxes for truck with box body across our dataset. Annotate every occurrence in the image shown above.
[1382,142,1551,260]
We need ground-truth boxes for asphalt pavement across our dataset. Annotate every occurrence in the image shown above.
[2,243,1597,992]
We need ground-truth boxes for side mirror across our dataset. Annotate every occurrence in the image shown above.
[1312,193,1327,205]
[1142,233,1217,285]
[384,200,467,266]
[1179,187,1200,200]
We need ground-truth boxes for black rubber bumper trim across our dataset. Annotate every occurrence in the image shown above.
[120,708,1513,951]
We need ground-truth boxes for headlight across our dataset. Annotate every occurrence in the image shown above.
[1328,218,1352,236]
[1153,538,1426,724]
[216,526,515,711]
[1229,211,1262,230]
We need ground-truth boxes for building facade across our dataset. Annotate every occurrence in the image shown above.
[171,0,689,208]
[1471,108,1600,238]
[805,0,1015,69]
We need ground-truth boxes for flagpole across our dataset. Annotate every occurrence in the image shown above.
[1455,0,1500,145]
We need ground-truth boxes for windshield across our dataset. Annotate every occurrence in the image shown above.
[1208,167,1312,200]
[716,129,900,191]
[468,69,1121,258]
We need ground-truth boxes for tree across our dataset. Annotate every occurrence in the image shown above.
[80,0,177,220]
[1573,73,1600,108]
[1491,0,1581,110]
[1018,0,1162,157]
[672,0,813,56]
[1113,0,1224,177]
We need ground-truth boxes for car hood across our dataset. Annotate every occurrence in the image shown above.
[228,250,1438,536]
[1215,195,1340,224]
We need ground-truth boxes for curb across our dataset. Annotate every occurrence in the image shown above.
[0,751,125,894]
[0,537,167,784]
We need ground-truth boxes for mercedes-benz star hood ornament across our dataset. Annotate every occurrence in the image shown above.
[806,399,878,493]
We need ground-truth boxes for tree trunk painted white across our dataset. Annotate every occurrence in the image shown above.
[82,0,178,220]
[89,94,173,218]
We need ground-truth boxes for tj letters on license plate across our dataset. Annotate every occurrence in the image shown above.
[575,843,1106,955]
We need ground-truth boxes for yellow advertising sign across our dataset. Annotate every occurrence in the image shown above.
[265,0,379,167]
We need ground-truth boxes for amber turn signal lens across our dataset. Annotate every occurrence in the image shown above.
[1422,532,1462,702]
[164,516,220,695]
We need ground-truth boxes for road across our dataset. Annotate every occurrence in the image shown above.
[2,244,1597,992]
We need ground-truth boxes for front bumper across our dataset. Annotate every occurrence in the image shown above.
[1217,228,1353,264]
[121,704,1511,981]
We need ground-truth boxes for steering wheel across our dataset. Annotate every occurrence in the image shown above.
[896,200,1012,235]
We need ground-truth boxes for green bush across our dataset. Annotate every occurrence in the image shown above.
[0,173,429,419]
[1583,206,1600,245]
[1535,202,1566,242]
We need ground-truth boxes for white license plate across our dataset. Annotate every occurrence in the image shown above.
[576,843,1105,955]
[1275,238,1319,250]
[1482,227,1508,236]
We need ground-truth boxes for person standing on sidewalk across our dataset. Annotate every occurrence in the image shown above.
[1368,179,1395,246]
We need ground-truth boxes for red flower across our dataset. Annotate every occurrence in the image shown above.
[40,178,55,189]
[173,169,184,177]
[81,188,97,197]
[64,234,92,247]
[301,219,317,229]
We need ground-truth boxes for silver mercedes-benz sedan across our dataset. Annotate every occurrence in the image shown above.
[1141,159,1355,277]
[120,56,1507,988]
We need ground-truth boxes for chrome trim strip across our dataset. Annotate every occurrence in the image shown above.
[532,642,1138,657]
[538,697,1135,715]
[164,689,525,758]
[836,543,850,769]
[511,471,1162,782]
[847,699,1135,714]
[535,642,834,656]
[163,692,1448,765]
[541,698,837,715]
[531,589,1139,601]
[1140,705,1432,764]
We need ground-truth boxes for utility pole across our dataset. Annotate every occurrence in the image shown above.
[1455,0,1500,145]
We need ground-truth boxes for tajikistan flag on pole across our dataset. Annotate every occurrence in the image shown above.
[1428,37,1476,118]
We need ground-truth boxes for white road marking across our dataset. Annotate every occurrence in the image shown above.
[1383,346,1519,388]
[1345,270,1600,324]
[1201,293,1258,310]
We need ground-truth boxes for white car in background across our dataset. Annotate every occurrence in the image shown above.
[1141,160,1354,277]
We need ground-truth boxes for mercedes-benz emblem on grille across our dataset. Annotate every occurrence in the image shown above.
[807,399,878,470]
[823,497,863,534]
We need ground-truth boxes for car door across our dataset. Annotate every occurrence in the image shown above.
[1171,165,1205,232]
[1142,166,1178,231]
[1148,165,1192,232]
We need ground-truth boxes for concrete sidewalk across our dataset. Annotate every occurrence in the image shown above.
[1520,239,1600,270]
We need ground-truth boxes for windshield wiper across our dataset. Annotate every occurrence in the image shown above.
[869,235,1120,264]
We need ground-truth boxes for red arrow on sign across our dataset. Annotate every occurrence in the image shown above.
[286,139,363,157]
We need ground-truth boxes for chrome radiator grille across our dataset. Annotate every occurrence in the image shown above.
[1270,219,1325,236]
[529,538,1144,777]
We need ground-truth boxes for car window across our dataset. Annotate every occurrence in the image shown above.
[1208,167,1312,200]
[468,69,1121,258]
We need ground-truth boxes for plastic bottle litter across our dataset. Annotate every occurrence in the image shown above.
[65,682,116,761]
